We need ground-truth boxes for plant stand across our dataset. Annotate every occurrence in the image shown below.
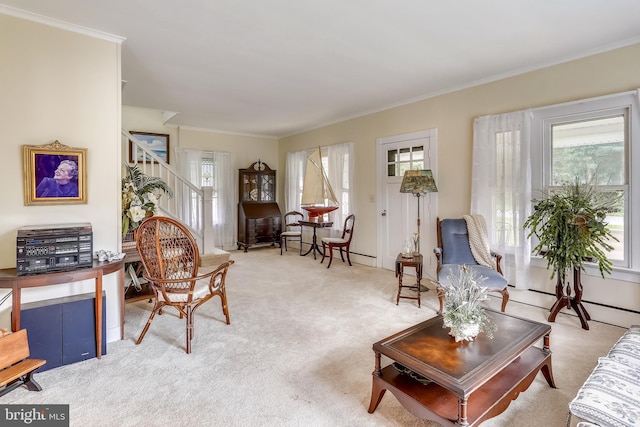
[547,267,591,330]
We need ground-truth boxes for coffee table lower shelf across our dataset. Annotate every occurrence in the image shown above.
[368,346,553,426]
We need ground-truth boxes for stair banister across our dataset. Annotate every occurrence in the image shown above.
[122,130,209,251]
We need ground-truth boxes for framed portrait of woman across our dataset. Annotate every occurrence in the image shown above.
[23,140,87,205]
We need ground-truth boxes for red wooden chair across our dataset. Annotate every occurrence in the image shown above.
[321,214,355,268]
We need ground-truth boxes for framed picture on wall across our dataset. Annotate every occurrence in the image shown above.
[128,131,170,164]
[23,140,87,205]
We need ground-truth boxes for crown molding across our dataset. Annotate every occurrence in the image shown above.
[0,4,125,44]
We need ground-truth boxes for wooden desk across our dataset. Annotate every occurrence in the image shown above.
[0,259,125,359]
[368,311,555,426]
[395,253,424,307]
[122,244,154,303]
[299,220,333,259]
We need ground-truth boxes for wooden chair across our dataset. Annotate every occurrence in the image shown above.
[434,217,509,313]
[321,214,356,268]
[0,329,46,397]
[135,216,234,354]
[280,211,303,255]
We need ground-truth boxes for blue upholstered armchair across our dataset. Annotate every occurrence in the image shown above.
[434,217,509,313]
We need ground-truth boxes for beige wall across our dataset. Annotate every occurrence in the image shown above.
[0,14,123,340]
[122,105,280,194]
[3,9,636,332]
[279,43,640,325]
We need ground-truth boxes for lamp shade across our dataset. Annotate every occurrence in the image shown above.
[399,170,438,194]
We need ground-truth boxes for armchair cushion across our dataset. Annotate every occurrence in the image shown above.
[440,219,477,265]
[438,264,508,290]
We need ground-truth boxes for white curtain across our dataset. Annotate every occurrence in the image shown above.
[285,150,307,213]
[176,149,203,228]
[471,111,533,289]
[176,148,235,250]
[327,141,354,230]
[211,151,235,249]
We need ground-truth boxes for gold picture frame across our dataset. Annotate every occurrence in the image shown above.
[23,140,87,205]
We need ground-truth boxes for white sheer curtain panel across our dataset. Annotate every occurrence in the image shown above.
[285,150,308,214]
[471,110,533,289]
[176,149,204,228]
[176,148,235,250]
[212,151,235,249]
[327,142,354,230]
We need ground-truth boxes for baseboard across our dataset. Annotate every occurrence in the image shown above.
[500,288,640,329]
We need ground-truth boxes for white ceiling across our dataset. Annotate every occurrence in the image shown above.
[3,1,640,138]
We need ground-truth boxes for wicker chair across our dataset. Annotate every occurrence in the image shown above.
[135,216,234,354]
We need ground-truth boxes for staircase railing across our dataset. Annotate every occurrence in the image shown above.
[122,130,207,250]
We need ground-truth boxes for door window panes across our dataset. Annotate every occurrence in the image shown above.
[387,145,424,176]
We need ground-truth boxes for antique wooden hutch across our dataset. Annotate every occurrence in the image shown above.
[237,160,282,252]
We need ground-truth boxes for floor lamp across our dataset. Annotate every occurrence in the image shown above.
[399,169,438,255]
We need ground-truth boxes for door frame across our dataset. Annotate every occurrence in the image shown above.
[376,129,438,270]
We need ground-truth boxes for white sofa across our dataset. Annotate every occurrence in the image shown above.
[567,325,640,427]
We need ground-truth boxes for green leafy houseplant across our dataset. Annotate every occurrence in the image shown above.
[523,182,620,282]
[122,164,173,238]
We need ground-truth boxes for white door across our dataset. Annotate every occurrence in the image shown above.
[377,129,438,273]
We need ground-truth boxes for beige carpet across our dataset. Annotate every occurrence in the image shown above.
[4,248,627,426]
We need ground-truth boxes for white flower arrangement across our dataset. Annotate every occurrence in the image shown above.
[122,164,173,237]
[441,265,496,342]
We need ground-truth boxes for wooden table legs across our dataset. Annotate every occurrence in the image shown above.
[548,267,591,330]
[395,254,424,307]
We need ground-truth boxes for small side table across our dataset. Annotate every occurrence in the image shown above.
[299,220,333,259]
[395,253,425,307]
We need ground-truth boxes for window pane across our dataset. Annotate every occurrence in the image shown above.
[387,146,426,177]
[604,190,625,262]
[201,157,214,186]
[551,116,625,186]
[398,148,411,162]
[397,163,411,177]
[412,146,424,160]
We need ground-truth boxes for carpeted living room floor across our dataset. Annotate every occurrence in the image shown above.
[3,248,628,426]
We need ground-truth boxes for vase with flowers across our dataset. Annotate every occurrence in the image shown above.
[440,265,496,342]
[411,232,420,255]
[121,164,173,239]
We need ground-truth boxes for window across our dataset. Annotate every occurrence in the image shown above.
[286,142,353,229]
[176,149,234,249]
[532,91,639,272]
[386,145,424,177]
[494,129,522,248]
[200,155,220,223]
[548,115,626,262]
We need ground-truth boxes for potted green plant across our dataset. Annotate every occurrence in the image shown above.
[121,164,173,238]
[523,181,620,281]
[523,181,621,329]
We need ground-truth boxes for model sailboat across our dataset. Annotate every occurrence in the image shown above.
[301,147,339,221]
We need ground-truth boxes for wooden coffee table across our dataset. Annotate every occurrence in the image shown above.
[368,310,555,426]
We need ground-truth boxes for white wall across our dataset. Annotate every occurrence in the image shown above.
[0,13,123,341]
